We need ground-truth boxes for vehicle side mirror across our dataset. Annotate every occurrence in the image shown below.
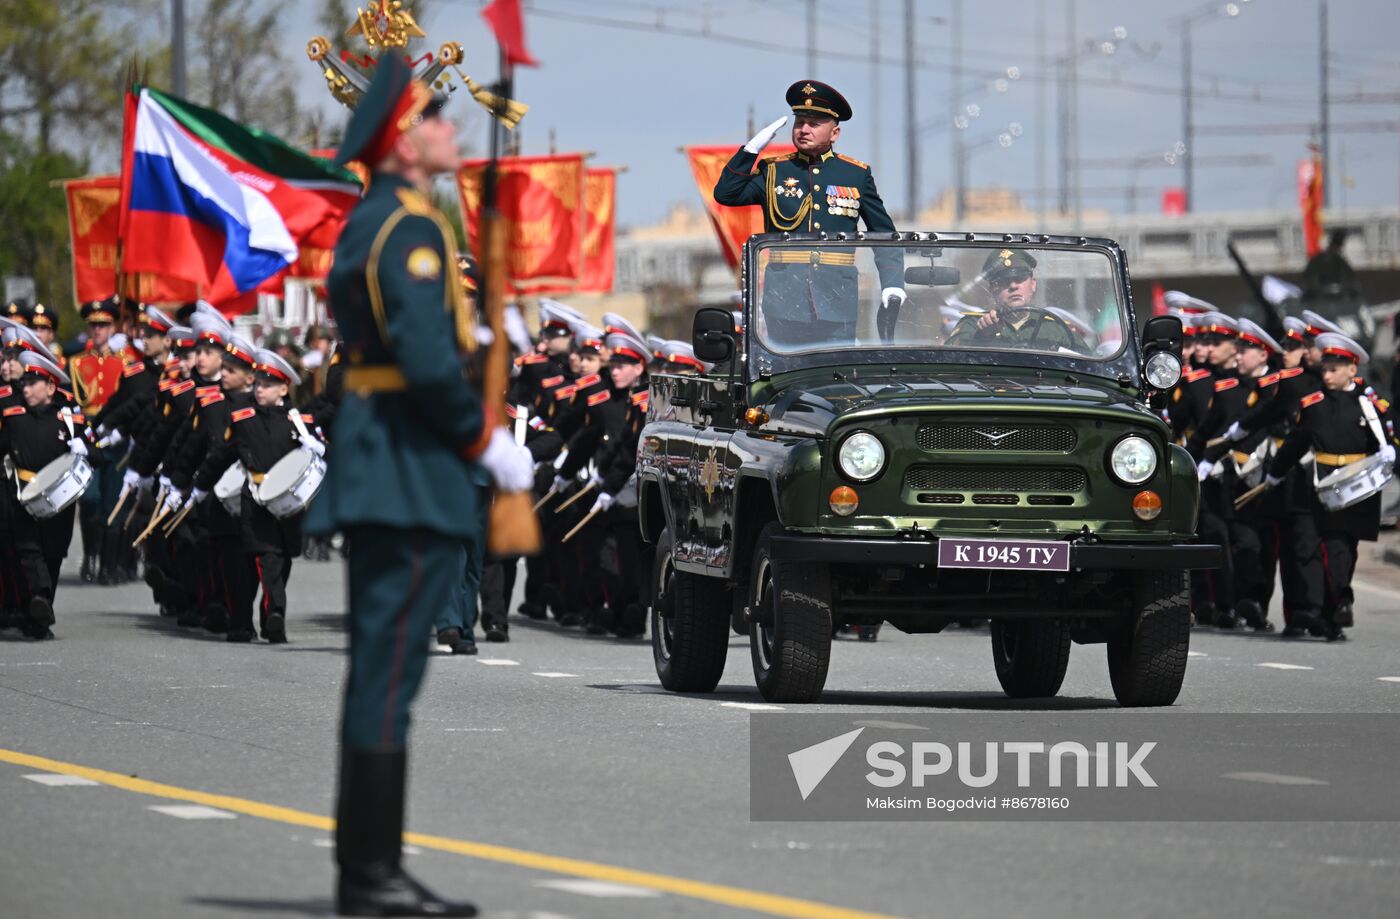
[1142,315,1183,356]
[1140,315,1184,391]
[692,307,735,363]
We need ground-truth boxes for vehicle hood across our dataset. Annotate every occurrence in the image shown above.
[756,370,1143,437]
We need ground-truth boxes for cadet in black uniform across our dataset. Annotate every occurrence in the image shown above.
[1266,333,1396,641]
[0,351,89,638]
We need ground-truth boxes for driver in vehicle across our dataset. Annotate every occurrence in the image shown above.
[945,249,1087,352]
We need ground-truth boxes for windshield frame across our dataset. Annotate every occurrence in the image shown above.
[741,231,1141,386]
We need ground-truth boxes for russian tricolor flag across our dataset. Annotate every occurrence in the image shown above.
[119,87,361,308]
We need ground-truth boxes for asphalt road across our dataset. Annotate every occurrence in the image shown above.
[3,539,1400,919]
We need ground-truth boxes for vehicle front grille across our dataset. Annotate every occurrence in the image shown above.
[904,466,1086,493]
[917,423,1076,452]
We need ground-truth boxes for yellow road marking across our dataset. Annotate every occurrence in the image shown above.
[0,747,904,919]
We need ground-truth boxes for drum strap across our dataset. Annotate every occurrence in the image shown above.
[1359,393,1387,452]
[288,409,313,444]
[59,408,75,440]
[16,468,36,483]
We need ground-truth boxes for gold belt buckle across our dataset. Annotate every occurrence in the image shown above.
[809,251,820,267]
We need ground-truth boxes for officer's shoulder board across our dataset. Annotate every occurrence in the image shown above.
[1214,377,1240,393]
[231,407,256,423]
[540,374,565,389]
[1182,368,1212,383]
[1300,391,1325,409]
[1257,371,1281,388]
[515,354,547,367]
[1279,367,1305,380]
[836,153,869,170]
[760,152,796,167]
[298,412,314,424]
[554,385,576,401]
[575,373,601,389]
[0,385,10,398]
[122,361,146,378]
[630,391,650,409]
[158,378,176,392]
[586,390,610,407]
[170,380,195,396]
[394,187,435,217]
[3,405,24,416]
[199,391,225,407]
[195,384,220,399]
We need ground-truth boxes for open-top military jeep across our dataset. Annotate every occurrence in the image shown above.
[637,232,1219,707]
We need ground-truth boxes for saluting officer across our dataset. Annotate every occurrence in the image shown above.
[714,80,905,345]
[310,54,531,918]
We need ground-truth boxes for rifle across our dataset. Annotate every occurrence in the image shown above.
[1226,241,1285,344]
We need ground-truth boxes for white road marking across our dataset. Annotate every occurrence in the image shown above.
[533,672,578,678]
[1257,662,1314,671]
[311,838,333,848]
[1187,651,1208,658]
[0,661,57,667]
[444,728,505,733]
[1352,578,1400,602]
[1223,772,1328,786]
[1378,677,1400,683]
[533,879,661,899]
[478,659,520,666]
[23,773,99,787]
[149,804,236,820]
[720,702,786,711]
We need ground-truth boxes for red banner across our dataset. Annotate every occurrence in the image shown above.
[1298,150,1324,258]
[457,154,585,295]
[578,168,616,294]
[65,176,198,305]
[684,144,796,270]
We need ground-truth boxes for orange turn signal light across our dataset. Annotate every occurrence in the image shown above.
[1132,490,1163,521]
[829,486,859,516]
[745,407,769,426]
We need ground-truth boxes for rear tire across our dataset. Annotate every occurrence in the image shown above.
[748,522,832,703]
[990,619,1071,698]
[651,529,730,693]
[1108,570,1191,707]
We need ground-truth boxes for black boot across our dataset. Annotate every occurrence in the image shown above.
[335,749,478,917]
[79,518,100,582]
[97,525,121,585]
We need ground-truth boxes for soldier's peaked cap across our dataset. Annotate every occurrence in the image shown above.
[1199,312,1239,336]
[1162,291,1215,314]
[1301,309,1345,338]
[981,248,1037,280]
[787,80,852,122]
[224,334,257,367]
[1282,316,1310,344]
[1236,318,1281,355]
[190,313,231,346]
[602,312,647,345]
[143,306,176,334]
[1,318,49,354]
[18,349,69,387]
[606,331,649,365]
[81,296,119,324]
[1315,332,1368,366]
[333,53,447,169]
[254,348,300,385]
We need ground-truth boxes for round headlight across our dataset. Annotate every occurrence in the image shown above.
[1144,351,1182,390]
[838,431,886,482]
[1110,435,1158,485]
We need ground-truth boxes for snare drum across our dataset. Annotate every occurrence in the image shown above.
[1314,452,1393,511]
[257,448,326,519]
[214,463,247,516]
[18,453,93,519]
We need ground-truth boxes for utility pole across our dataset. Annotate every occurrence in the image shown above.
[171,0,187,97]
[1181,21,1193,211]
[904,0,917,222]
[871,0,881,180]
[1036,0,1047,224]
[1067,0,1081,229]
[951,0,964,222]
[806,0,817,76]
[1319,0,1330,206]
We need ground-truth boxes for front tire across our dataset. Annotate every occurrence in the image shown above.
[991,619,1071,698]
[749,523,832,703]
[651,529,730,693]
[1108,570,1191,707]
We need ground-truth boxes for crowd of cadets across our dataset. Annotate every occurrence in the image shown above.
[0,297,333,642]
[2,290,714,652]
[1167,295,1397,641]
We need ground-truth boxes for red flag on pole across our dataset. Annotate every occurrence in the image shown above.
[481,0,539,67]
[1298,147,1325,258]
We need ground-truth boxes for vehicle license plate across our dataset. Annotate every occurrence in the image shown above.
[937,537,1070,572]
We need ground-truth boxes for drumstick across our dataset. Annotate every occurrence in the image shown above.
[163,502,194,536]
[532,485,559,512]
[107,485,131,526]
[1234,481,1271,509]
[554,480,597,513]
[132,505,171,547]
[123,495,142,529]
[1206,436,1229,448]
[561,506,603,543]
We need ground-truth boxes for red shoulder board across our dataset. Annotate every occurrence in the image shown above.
[515,354,547,366]
[299,414,314,423]
[3,405,25,416]
[158,378,176,392]
[1183,368,1212,383]
[1257,372,1281,388]
[836,153,870,170]
[630,390,649,406]
[1214,378,1240,393]
[575,373,601,389]
[540,375,565,389]
[1279,367,1305,380]
[70,412,86,424]
[171,380,195,396]
[231,407,256,422]
[1300,391,1325,409]
[59,389,73,401]
[554,385,577,400]
[199,391,225,407]
[122,362,146,378]
[195,385,220,399]
[587,390,611,407]
[0,385,10,398]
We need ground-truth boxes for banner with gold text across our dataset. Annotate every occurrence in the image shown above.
[457,154,585,294]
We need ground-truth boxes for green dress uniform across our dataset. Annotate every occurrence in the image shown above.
[312,52,483,919]
[713,80,902,344]
[944,248,1084,352]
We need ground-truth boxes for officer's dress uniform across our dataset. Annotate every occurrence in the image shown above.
[69,298,127,582]
[713,81,902,346]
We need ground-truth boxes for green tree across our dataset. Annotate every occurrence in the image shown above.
[0,130,85,326]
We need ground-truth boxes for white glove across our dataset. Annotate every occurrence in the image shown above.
[1196,460,1213,482]
[162,489,185,516]
[552,474,570,494]
[299,436,326,458]
[478,427,534,492]
[190,487,209,505]
[587,471,604,490]
[880,288,907,310]
[743,115,789,154]
[552,449,569,471]
[123,469,153,493]
[67,437,89,457]
[1265,473,1284,488]
[158,475,172,493]
[1381,444,1397,464]
[1224,421,1246,443]
[96,429,124,449]
[301,349,325,370]
[591,492,615,514]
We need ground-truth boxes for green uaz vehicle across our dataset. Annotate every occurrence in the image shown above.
[638,232,1219,707]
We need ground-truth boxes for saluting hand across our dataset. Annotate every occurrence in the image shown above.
[744,115,790,154]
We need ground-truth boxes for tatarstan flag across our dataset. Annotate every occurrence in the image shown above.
[119,87,361,308]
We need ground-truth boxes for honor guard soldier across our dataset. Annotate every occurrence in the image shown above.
[714,80,905,345]
[71,296,128,583]
[1266,333,1395,641]
[945,250,1088,352]
[310,53,531,918]
[0,351,89,639]
[29,304,65,370]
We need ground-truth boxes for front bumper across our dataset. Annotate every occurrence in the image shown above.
[770,535,1221,570]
